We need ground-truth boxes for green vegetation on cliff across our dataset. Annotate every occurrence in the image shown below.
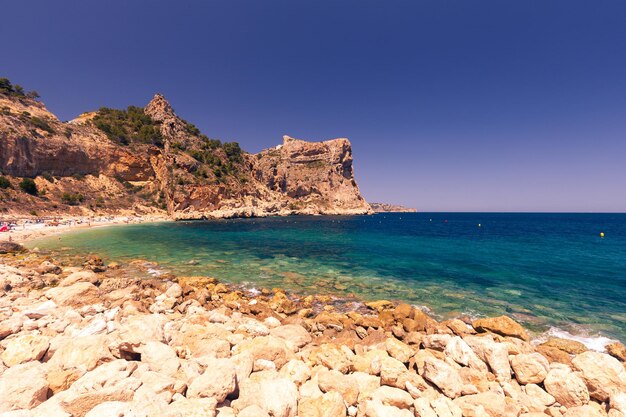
[93,106,164,147]
[0,77,40,99]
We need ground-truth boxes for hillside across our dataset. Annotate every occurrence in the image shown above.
[0,78,371,219]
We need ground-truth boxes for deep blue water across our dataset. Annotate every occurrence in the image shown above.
[31,213,626,341]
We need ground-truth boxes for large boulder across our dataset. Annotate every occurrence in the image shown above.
[422,357,463,399]
[232,335,293,369]
[298,391,346,417]
[464,335,511,381]
[472,316,530,341]
[0,362,49,412]
[269,324,312,350]
[187,358,237,402]
[46,282,100,307]
[0,241,26,254]
[233,373,298,417]
[453,392,506,417]
[543,367,589,408]
[572,351,626,401]
[1,334,49,366]
[510,353,549,384]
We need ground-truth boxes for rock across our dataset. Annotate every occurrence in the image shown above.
[37,260,61,275]
[0,362,49,412]
[611,392,626,415]
[59,360,141,417]
[606,342,626,362]
[472,316,530,341]
[543,367,589,408]
[524,383,556,412]
[187,358,237,402]
[238,405,271,417]
[430,396,463,417]
[393,303,413,319]
[605,342,626,362]
[422,334,452,351]
[232,336,293,369]
[464,335,511,381]
[0,242,26,254]
[572,351,626,401]
[46,282,100,307]
[422,357,463,399]
[453,392,506,417]
[562,405,605,417]
[47,335,114,376]
[370,386,413,409]
[279,359,312,386]
[233,374,298,417]
[365,300,394,312]
[139,341,180,377]
[0,315,23,340]
[59,270,99,287]
[539,338,588,355]
[117,314,166,354]
[270,324,312,350]
[317,368,359,405]
[84,401,133,417]
[308,344,352,374]
[445,318,476,336]
[444,336,487,372]
[536,345,573,365]
[298,391,346,417]
[413,398,438,417]
[385,337,413,363]
[163,397,217,417]
[351,349,388,375]
[511,352,550,384]
[363,399,413,417]
[1,334,49,366]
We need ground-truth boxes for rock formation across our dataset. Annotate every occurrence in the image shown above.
[0,84,371,218]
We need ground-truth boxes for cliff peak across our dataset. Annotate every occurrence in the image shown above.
[145,93,176,122]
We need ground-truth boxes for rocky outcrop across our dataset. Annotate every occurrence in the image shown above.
[0,89,370,218]
[1,252,625,417]
[369,202,417,213]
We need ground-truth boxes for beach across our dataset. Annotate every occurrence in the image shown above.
[1,223,625,416]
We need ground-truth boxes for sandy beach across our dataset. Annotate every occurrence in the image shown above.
[0,215,169,245]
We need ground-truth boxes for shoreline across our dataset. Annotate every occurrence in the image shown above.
[0,214,169,245]
[4,216,623,350]
[0,247,625,416]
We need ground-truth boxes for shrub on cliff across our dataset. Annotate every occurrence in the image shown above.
[19,178,38,196]
[0,176,12,189]
[93,106,163,147]
[29,116,55,134]
[0,77,41,99]
[61,192,84,205]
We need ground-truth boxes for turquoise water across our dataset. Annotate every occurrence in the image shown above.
[31,213,626,341]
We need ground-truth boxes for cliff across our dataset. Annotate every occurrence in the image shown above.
[0,81,371,218]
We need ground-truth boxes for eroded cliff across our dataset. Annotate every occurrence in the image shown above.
[0,82,371,218]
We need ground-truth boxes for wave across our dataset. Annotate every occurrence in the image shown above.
[534,326,617,352]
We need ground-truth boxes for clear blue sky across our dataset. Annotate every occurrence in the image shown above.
[3,1,625,212]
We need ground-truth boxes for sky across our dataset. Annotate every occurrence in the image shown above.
[2,1,626,212]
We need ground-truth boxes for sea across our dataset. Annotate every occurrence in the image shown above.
[29,213,626,347]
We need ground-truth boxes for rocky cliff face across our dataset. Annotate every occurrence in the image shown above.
[0,88,371,218]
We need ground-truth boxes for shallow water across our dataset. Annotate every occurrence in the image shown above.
[30,213,626,342]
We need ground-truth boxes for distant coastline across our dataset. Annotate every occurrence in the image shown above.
[369,202,417,213]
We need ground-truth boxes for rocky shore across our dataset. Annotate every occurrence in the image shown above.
[1,247,625,417]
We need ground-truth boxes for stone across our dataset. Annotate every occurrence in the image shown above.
[1,334,49,366]
[369,386,413,409]
[59,270,99,287]
[298,391,346,417]
[84,401,133,417]
[366,300,394,312]
[524,383,556,412]
[572,351,626,401]
[511,352,550,384]
[308,344,352,374]
[536,345,573,365]
[232,335,293,369]
[363,399,413,417]
[422,357,463,399]
[163,397,217,417]
[46,282,100,307]
[351,349,388,375]
[279,359,312,386]
[472,316,530,341]
[238,405,271,417]
[0,362,49,412]
[139,341,180,377]
[318,368,359,405]
[233,374,298,417]
[453,392,506,417]
[430,396,463,417]
[562,405,605,417]
[59,360,141,417]
[385,337,413,363]
[0,242,26,254]
[539,338,587,355]
[444,336,487,372]
[422,334,452,351]
[611,392,626,415]
[543,367,589,408]
[37,260,61,275]
[464,335,511,381]
[270,324,312,350]
[187,358,237,402]
[413,398,438,417]
[606,342,626,362]
[47,335,114,376]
